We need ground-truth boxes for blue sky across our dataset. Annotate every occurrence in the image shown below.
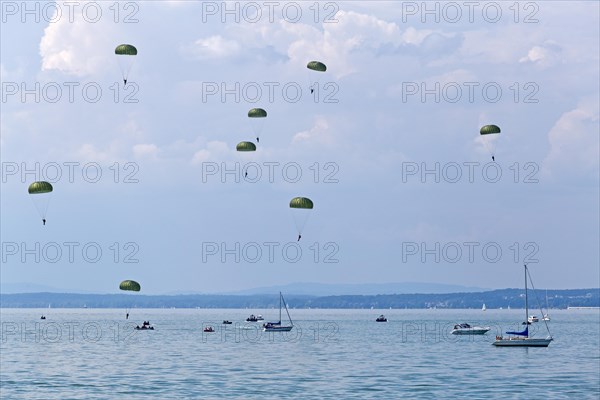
[1,1,598,294]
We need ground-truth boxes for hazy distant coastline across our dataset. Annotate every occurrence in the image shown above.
[1,288,598,309]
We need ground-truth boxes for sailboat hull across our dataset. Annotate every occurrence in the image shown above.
[263,326,293,332]
[492,337,553,347]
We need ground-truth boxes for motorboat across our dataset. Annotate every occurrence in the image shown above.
[246,314,260,322]
[135,324,154,330]
[256,315,264,321]
[451,323,490,335]
[222,320,232,324]
[528,315,539,323]
[135,321,154,330]
[203,326,215,333]
[376,315,387,322]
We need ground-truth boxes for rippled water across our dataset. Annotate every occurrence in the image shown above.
[1,308,598,399]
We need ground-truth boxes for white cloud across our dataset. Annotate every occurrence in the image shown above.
[519,41,563,67]
[133,144,159,159]
[285,10,406,78]
[191,140,231,164]
[292,117,332,145]
[402,27,434,46]
[76,143,114,163]
[186,35,241,59]
[39,5,118,77]
[0,63,8,80]
[542,97,600,181]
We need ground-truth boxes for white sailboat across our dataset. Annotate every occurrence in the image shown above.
[263,292,294,332]
[482,303,487,311]
[493,265,553,347]
[542,289,551,321]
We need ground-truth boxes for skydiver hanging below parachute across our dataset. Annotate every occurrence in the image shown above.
[119,279,141,319]
[290,197,314,241]
[236,142,256,179]
[480,124,501,162]
[28,181,53,226]
[115,44,137,86]
[248,108,267,144]
[306,61,327,95]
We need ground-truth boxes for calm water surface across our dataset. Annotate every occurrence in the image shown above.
[1,309,599,399]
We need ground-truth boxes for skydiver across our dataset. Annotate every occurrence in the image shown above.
[42,219,46,226]
[297,234,301,242]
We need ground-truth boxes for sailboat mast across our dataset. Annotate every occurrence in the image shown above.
[524,264,529,329]
[279,292,282,323]
[282,293,293,325]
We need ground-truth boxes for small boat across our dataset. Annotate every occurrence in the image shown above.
[542,314,550,321]
[493,265,553,347]
[203,326,215,333]
[135,326,154,330]
[263,292,293,332]
[528,315,539,323]
[482,303,487,311]
[376,315,387,322]
[256,315,264,321]
[40,315,46,320]
[135,321,154,330]
[222,320,232,324]
[451,323,490,335]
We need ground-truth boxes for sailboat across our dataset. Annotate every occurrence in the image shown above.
[542,289,551,321]
[263,292,293,332]
[493,265,553,347]
[482,303,487,311]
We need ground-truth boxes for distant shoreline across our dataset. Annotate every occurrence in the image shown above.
[1,288,598,309]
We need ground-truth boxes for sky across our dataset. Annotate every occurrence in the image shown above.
[1,1,598,294]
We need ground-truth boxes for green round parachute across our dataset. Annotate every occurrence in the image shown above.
[115,44,138,55]
[480,125,501,135]
[119,280,141,292]
[28,181,53,194]
[236,141,256,152]
[248,108,267,118]
[290,197,314,209]
[28,181,53,222]
[307,61,327,72]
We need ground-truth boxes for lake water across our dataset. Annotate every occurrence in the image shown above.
[1,308,598,399]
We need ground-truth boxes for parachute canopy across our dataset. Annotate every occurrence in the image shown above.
[248,108,267,118]
[236,141,256,152]
[480,125,501,135]
[307,61,327,72]
[119,280,141,292]
[115,44,137,55]
[290,197,314,209]
[28,181,53,194]
[28,181,53,220]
